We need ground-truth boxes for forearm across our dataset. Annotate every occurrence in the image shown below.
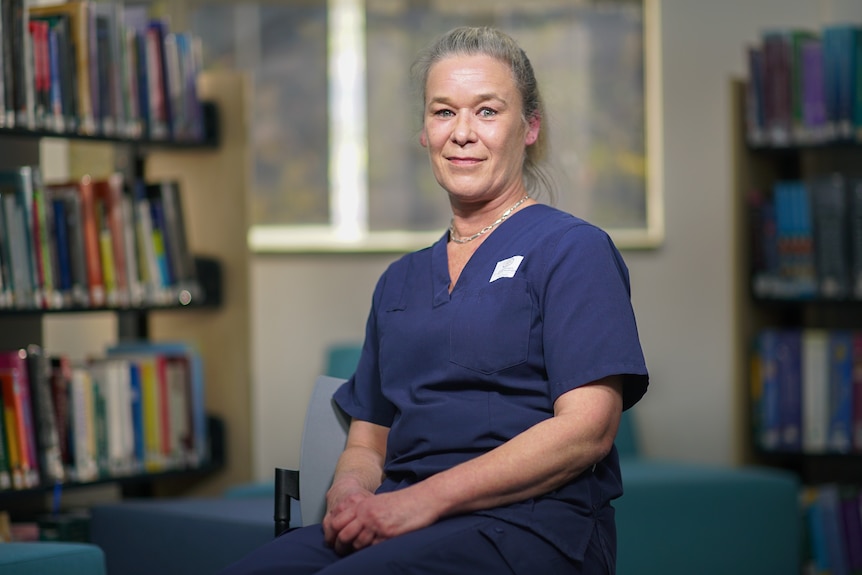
[326,419,388,509]
[329,445,385,499]
[412,379,622,519]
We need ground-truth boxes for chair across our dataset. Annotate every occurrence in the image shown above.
[275,375,350,536]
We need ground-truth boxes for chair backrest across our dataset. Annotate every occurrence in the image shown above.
[298,375,350,525]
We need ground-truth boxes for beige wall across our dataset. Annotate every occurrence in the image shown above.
[250,0,862,480]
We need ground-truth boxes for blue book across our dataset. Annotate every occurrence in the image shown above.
[128,361,145,471]
[828,330,854,452]
[758,329,781,451]
[822,25,858,139]
[819,484,851,575]
[51,198,71,295]
[775,329,802,451]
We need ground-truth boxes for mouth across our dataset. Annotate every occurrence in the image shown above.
[447,156,483,166]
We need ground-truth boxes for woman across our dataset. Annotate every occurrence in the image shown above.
[222,26,648,575]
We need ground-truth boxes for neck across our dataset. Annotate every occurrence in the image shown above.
[449,194,530,244]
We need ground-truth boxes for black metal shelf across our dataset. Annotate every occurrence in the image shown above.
[0,102,219,149]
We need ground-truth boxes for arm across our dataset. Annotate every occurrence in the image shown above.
[414,374,623,514]
[322,419,388,550]
[328,375,623,553]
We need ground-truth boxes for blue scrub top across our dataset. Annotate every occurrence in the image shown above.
[334,204,649,561]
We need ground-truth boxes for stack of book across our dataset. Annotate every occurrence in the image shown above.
[751,328,861,456]
[0,341,209,491]
[746,24,862,146]
[1,0,205,141]
[748,173,862,301]
[0,165,201,310]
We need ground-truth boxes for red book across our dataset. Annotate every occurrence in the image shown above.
[0,349,41,488]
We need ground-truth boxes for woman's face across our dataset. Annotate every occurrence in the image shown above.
[420,54,539,205]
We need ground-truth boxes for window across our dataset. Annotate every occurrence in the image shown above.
[181,0,662,251]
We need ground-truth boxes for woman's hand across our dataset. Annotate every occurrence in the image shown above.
[325,487,440,555]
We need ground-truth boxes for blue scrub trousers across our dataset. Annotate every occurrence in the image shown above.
[218,514,611,575]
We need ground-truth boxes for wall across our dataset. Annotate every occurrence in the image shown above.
[250,0,862,480]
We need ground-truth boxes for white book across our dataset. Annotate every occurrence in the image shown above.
[802,329,829,453]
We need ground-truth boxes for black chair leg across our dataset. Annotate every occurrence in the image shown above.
[274,467,300,537]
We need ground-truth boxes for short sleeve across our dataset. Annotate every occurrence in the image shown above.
[542,224,648,410]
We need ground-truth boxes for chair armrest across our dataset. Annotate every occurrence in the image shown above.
[274,467,299,537]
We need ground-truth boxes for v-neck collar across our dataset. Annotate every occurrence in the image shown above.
[430,204,540,306]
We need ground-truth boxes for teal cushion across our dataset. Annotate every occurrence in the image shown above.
[0,542,105,575]
[325,344,362,379]
[615,409,640,458]
[616,460,801,575]
[223,480,273,499]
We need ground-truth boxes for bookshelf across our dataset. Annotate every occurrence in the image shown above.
[0,70,251,519]
[733,77,862,480]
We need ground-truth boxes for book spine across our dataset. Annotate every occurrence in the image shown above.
[25,344,64,483]
[804,329,830,453]
[828,331,854,453]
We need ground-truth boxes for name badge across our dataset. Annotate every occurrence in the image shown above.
[489,255,524,283]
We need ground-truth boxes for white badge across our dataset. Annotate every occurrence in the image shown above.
[489,256,524,283]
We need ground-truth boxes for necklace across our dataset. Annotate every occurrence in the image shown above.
[449,194,529,244]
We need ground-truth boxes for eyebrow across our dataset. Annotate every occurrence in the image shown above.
[428,93,509,108]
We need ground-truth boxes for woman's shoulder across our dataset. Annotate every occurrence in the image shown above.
[524,204,615,248]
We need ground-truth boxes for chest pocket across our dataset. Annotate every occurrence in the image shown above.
[450,278,533,374]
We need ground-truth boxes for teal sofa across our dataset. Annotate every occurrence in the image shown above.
[0,542,106,575]
[614,413,801,575]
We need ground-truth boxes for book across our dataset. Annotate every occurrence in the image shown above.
[775,329,802,451]
[88,357,135,475]
[0,167,40,309]
[828,330,854,453]
[92,174,129,307]
[762,30,793,145]
[28,1,96,135]
[819,484,851,575]
[31,166,62,309]
[48,175,104,307]
[45,184,90,307]
[804,486,835,574]
[0,349,40,488]
[855,332,862,453]
[146,180,199,303]
[24,345,64,484]
[822,25,859,140]
[0,368,25,489]
[756,329,781,451]
[839,486,862,572]
[0,377,13,490]
[803,329,830,453]
[69,365,98,482]
[48,355,73,474]
[809,174,850,299]
[800,37,829,142]
[131,179,166,303]
[848,178,862,299]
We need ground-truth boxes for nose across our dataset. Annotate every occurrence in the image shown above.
[451,114,476,145]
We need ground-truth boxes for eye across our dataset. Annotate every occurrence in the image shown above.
[433,109,454,118]
[479,108,497,118]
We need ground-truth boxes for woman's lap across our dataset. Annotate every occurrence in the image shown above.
[219,514,609,575]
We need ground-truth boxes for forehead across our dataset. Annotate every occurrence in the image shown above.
[426,54,516,95]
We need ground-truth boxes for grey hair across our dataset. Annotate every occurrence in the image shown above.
[412,26,554,199]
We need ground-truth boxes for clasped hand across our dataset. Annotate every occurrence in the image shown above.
[322,483,438,556]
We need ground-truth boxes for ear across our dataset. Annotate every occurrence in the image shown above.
[525,113,540,146]
[419,129,428,148]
